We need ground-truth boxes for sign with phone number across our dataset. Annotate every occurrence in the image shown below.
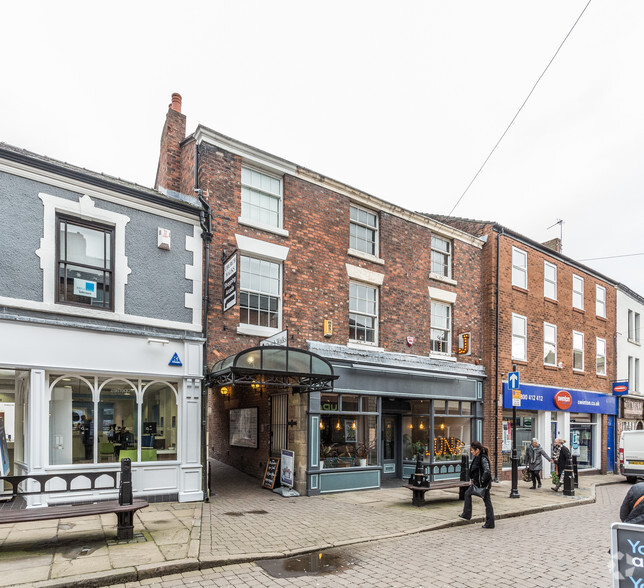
[503,382,617,414]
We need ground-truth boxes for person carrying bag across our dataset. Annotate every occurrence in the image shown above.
[459,441,495,529]
[525,438,552,489]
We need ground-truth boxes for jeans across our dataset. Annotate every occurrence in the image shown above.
[461,485,495,527]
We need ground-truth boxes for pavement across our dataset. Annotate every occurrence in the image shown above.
[0,461,625,588]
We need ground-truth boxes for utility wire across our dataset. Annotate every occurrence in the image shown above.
[447,0,593,216]
[578,252,644,262]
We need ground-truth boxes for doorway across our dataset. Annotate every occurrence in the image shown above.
[382,414,399,478]
[270,393,288,457]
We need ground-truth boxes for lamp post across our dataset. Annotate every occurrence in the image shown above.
[509,364,520,499]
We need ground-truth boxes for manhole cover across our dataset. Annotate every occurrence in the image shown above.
[257,549,354,578]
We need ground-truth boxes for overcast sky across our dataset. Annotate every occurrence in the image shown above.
[3,1,643,295]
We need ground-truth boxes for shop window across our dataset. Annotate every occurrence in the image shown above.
[349,281,378,344]
[49,376,94,465]
[434,400,446,414]
[98,379,138,462]
[512,314,527,362]
[596,338,606,376]
[447,401,460,415]
[319,393,378,467]
[56,215,114,310]
[544,322,557,366]
[141,382,178,461]
[461,402,472,416]
[241,167,282,230]
[433,417,470,461]
[544,261,557,300]
[570,413,596,469]
[350,205,378,257]
[240,255,281,329]
[502,411,535,467]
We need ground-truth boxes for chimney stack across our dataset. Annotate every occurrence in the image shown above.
[154,93,187,195]
[170,93,182,113]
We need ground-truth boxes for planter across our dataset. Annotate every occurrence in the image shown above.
[359,458,367,467]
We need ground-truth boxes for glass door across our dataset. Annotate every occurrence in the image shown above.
[382,415,398,478]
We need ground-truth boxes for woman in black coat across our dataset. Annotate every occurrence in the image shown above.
[459,441,495,528]
[552,438,571,492]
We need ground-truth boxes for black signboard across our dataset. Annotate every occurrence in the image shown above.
[223,251,237,313]
[611,522,644,586]
[262,457,280,490]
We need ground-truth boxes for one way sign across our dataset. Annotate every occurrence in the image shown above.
[509,371,520,390]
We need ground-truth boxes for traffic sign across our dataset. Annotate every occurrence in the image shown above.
[512,389,521,407]
[509,371,520,390]
[613,381,629,396]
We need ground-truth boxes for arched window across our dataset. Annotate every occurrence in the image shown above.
[49,376,94,465]
[141,382,178,461]
[99,379,138,462]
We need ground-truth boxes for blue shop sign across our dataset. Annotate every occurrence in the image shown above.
[502,382,617,415]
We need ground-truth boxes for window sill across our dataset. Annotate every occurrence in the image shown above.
[628,339,642,346]
[237,324,281,338]
[544,297,558,304]
[429,273,457,286]
[429,354,457,362]
[238,217,289,238]
[543,364,559,371]
[596,315,607,322]
[512,359,528,366]
[572,306,585,314]
[347,248,385,265]
[596,373,607,379]
[347,342,384,352]
[512,285,529,294]
[573,369,585,374]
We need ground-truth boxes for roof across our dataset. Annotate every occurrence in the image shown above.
[0,142,201,215]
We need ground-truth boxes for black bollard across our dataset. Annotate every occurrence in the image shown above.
[563,453,575,496]
[119,458,133,506]
[572,455,579,489]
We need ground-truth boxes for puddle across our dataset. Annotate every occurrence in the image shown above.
[257,549,354,578]
[60,544,100,559]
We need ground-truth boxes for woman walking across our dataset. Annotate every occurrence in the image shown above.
[525,438,552,489]
[552,438,571,492]
[459,441,495,529]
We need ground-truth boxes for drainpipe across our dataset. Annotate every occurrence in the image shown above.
[195,143,213,502]
[493,226,503,482]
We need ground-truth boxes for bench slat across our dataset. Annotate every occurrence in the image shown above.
[0,499,148,524]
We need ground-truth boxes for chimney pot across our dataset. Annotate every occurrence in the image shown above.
[170,93,182,113]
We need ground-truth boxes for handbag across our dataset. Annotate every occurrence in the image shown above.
[471,484,487,498]
[522,468,532,483]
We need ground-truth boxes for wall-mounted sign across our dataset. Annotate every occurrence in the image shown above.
[554,390,573,410]
[457,332,471,355]
[74,279,97,298]
[260,329,288,347]
[222,251,238,313]
[613,381,629,396]
[230,407,258,448]
[169,353,182,367]
[503,382,617,415]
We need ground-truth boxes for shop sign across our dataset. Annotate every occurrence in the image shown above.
[503,382,618,415]
[457,332,471,355]
[623,398,644,420]
[554,390,573,410]
[613,381,629,396]
[74,278,97,298]
[222,251,237,313]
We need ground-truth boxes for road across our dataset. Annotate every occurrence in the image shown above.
[111,483,627,588]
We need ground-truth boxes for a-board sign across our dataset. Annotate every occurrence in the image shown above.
[611,522,644,586]
[281,450,294,488]
[262,457,280,490]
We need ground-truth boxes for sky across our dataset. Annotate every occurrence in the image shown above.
[3,1,643,295]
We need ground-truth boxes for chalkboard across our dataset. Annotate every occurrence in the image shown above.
[262,458,280,489]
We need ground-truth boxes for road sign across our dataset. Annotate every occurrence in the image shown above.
[613,381,629,396]
[509,371,520,390]
[512,389,521,407]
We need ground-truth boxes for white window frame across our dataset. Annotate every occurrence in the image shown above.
[239,255,282,333]
[512,247,528,289]
[349,204,379,258]
[430,301,452,355]
[512,314,527,362]
[596,337,606,376]
[431,236,452,279]
[544,322,557,367]
[349,281,379,346]
[629,356,640,393]
[573,331,585,372]
[572,274,584,310]
[239,166,287,236]
[596,285,606,318]
[629,310,641,343]
[544,261,557,300]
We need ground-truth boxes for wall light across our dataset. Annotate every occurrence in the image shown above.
[147,338,170,345]
[220,386,230,396]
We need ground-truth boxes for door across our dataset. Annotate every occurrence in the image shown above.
[607,416,615,473]
[382,415,398,478]
[270,393,288,457]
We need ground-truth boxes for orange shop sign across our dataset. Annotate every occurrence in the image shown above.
[554,390,573,411]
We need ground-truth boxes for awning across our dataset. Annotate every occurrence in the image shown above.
[206,346,338,393]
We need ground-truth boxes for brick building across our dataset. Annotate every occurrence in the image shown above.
[428,217,618,480]
[155,94,489,495]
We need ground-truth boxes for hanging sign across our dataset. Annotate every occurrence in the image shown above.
[260,329,288,347]
[613,381,629,396]
[222,251,238,313]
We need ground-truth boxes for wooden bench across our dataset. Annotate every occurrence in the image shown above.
[404,455,470,507]
[0,459,148,540]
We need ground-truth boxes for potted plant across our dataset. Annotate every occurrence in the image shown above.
[319,443,336,469]
[412,440,427,461]
[356,440,375,467]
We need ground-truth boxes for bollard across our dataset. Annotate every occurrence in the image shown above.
[572,455,579,489]
[119,458,133,506]
[563,453,575,496]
